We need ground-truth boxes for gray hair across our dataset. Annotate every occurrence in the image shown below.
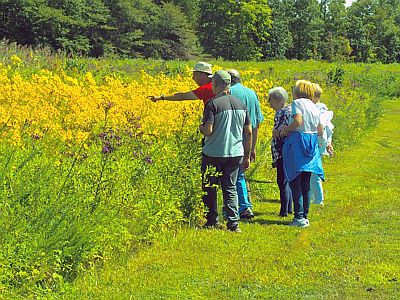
[227,69,241,84]
[268,87,288,103]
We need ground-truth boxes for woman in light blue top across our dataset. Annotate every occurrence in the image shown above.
[310,83,334,206]
[280,80,324,228]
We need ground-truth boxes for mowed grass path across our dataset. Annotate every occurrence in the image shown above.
[70,101,400,300]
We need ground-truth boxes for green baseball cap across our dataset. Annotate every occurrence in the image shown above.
[210,70,231,86]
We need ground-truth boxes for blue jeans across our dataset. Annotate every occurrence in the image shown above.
[236,167,252,214]
[276,158,292,215]
[201,154,241,229]
[310,172,324,204]
[289,172,311,219]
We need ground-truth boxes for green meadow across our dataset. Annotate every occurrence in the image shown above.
[68,100,400,299]
[0,48,399,298]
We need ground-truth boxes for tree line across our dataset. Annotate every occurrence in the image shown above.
[1,0,399,63]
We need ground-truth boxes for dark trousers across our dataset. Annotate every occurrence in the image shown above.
[289,172,311,219]
[201,154,241,230]
[276,158,292,215]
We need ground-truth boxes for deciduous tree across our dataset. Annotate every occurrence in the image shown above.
[264,0,294,59]
[286,0,324,60]
[198,0,272,60]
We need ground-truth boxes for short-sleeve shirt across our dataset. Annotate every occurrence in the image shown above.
[290,98,321,133]
[316,102,334,155]
[271,105,292,163]
[202,93,251,157]
[230,83,264,128]
[193,82,215,106]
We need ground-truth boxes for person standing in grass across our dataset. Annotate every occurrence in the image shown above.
[310,83,334,206]
[149,61,215,106]
[280,80,324,228]
[199,70,252,232]
[226,69,264,220]
[268,87,293,217]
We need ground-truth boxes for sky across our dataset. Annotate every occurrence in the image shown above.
[346,0,355,7]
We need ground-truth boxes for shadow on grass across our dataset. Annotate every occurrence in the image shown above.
[251,218,291,226]
[256,198,280,204]
[247,178,274,184]
[253,210,278,217]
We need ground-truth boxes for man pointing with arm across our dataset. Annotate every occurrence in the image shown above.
[149,61,215,106]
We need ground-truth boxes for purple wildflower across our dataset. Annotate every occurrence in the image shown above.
[102,146,111,154]
[144,155,153,164]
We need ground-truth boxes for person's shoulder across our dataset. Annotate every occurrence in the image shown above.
[241,84,257,95]
[230,83,243,93]
[228,93,241,101]
[216,93,244,107]
[294,98,307,102]
[204,94,218,107]
[229,94,248,109]
[203,81,213,87]
[208,93,227,104]
[295,98,313,106]
[205,96,217,106]
[317,102,328,110]
[199,81,213,90]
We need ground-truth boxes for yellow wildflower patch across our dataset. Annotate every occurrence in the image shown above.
[0,59,274,147]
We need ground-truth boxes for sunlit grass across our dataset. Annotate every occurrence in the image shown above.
[68,101,400,299]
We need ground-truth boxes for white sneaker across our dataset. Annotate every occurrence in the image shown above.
[289,218,310,228]
[313,201,324,207]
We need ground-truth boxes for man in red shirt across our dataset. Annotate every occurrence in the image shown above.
[149,61,215,106]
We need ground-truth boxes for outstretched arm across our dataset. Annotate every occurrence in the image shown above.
[149,91,198,102]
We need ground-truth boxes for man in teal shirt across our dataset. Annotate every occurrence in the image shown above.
[199,70,252,232]
[228,69,264,219]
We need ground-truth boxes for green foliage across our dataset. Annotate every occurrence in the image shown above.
[347,0,400,63]
[198,0,272,60]
[160,0,200,24]
[327,64,345,85]
[0,0,112,56]
[0,0,199,59]
[263,0,294,59]
[142,2,200,59]
[1,0,400,62]
[287,0,324,60]
[319,0,352,61]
